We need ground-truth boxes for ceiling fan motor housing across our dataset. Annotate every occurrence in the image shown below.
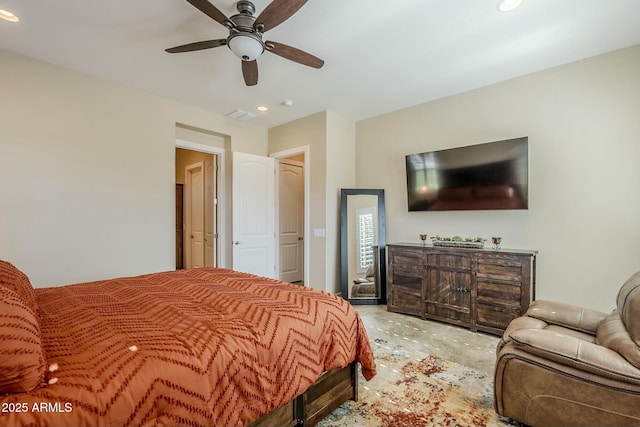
[227,1,265,61]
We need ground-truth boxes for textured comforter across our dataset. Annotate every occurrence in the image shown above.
[0,268,376,426]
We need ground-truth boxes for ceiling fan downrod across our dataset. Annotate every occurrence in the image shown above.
[236,0,255,15]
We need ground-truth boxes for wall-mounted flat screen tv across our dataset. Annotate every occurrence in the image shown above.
[405,137,528,211]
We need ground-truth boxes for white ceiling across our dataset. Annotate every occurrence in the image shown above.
[2,0,640,128]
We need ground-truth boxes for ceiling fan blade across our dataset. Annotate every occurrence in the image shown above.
[185,0,230,27]
[242,60,258,86]
[254,0,308,32]
[266,41,324,69]
[165,39,226,53]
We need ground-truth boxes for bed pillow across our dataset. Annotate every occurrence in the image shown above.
[0,287,46,392]
[0,260,38,314]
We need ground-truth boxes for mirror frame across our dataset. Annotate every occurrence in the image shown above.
[340,189,386,305]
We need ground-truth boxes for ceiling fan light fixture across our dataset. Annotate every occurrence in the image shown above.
[0,9,19,23]
[497,0,523,12]
[228,32,264,61]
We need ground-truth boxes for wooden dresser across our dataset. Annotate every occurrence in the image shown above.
[386,243,537,335]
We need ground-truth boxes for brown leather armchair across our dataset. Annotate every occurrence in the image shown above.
[494,271,640,427]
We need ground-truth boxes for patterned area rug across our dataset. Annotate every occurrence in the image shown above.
[317,336,519,427]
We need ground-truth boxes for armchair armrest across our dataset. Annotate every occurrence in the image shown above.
[526,300,608,334]
[509,328,640,385]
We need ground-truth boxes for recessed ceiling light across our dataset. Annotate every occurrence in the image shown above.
[257,106,268,112]
[281,100,295,107]
[0,9,19,23]
[497,0,523,12]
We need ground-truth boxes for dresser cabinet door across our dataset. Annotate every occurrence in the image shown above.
[424,252,472,326]
[387,247,424,316]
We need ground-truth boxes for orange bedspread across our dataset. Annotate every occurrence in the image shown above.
[0,268,376,427]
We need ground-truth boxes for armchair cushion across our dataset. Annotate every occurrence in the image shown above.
[365,265,375,281]
[597,311,640,369]
[525,299,607,334]
[509,328,640,384]
[617,271,640,345]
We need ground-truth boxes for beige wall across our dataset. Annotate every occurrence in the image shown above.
[325,110,356,293]
[4,43,638,309]
[0,49,267,287]
[175,125,227,152]
[356,45,640,312]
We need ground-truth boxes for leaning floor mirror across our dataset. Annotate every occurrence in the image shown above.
[340,189,386,304]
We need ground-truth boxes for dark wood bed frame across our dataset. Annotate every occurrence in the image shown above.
[249,362,358,427]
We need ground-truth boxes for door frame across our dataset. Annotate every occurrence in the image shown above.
[271,145,310,286]
[176,139,226,268]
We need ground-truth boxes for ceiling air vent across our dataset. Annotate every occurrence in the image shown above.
[225,109,256,121]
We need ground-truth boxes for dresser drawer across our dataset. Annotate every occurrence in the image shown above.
[476,280,522,307]
[476,304,521,331]
[389,288,423,316]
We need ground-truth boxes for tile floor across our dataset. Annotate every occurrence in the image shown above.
[354,304,501,376]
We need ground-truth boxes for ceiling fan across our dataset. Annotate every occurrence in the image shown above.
[165,0,324,86]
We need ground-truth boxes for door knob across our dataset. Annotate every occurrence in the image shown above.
[298,237,304,241]
[234,241,240,245]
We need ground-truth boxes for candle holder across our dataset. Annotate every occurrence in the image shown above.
[491,236,502,250]
[419,234,428,245]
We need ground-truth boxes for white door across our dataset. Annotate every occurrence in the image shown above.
[232,152,276,278]
[279,161,304,283]
[185,162,205,268]
[204,155,217,267]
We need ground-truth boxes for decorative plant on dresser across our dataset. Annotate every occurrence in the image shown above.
[386,243,537,336]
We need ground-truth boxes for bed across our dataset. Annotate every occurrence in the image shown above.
[0,260,376,427]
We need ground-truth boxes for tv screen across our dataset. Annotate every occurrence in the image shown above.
[405,137,528,211]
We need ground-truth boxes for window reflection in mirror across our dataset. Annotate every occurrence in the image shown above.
[348,195,378,298]
[340,189,386,304]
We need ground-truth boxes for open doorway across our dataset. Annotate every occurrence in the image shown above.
[175,148,219,269]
